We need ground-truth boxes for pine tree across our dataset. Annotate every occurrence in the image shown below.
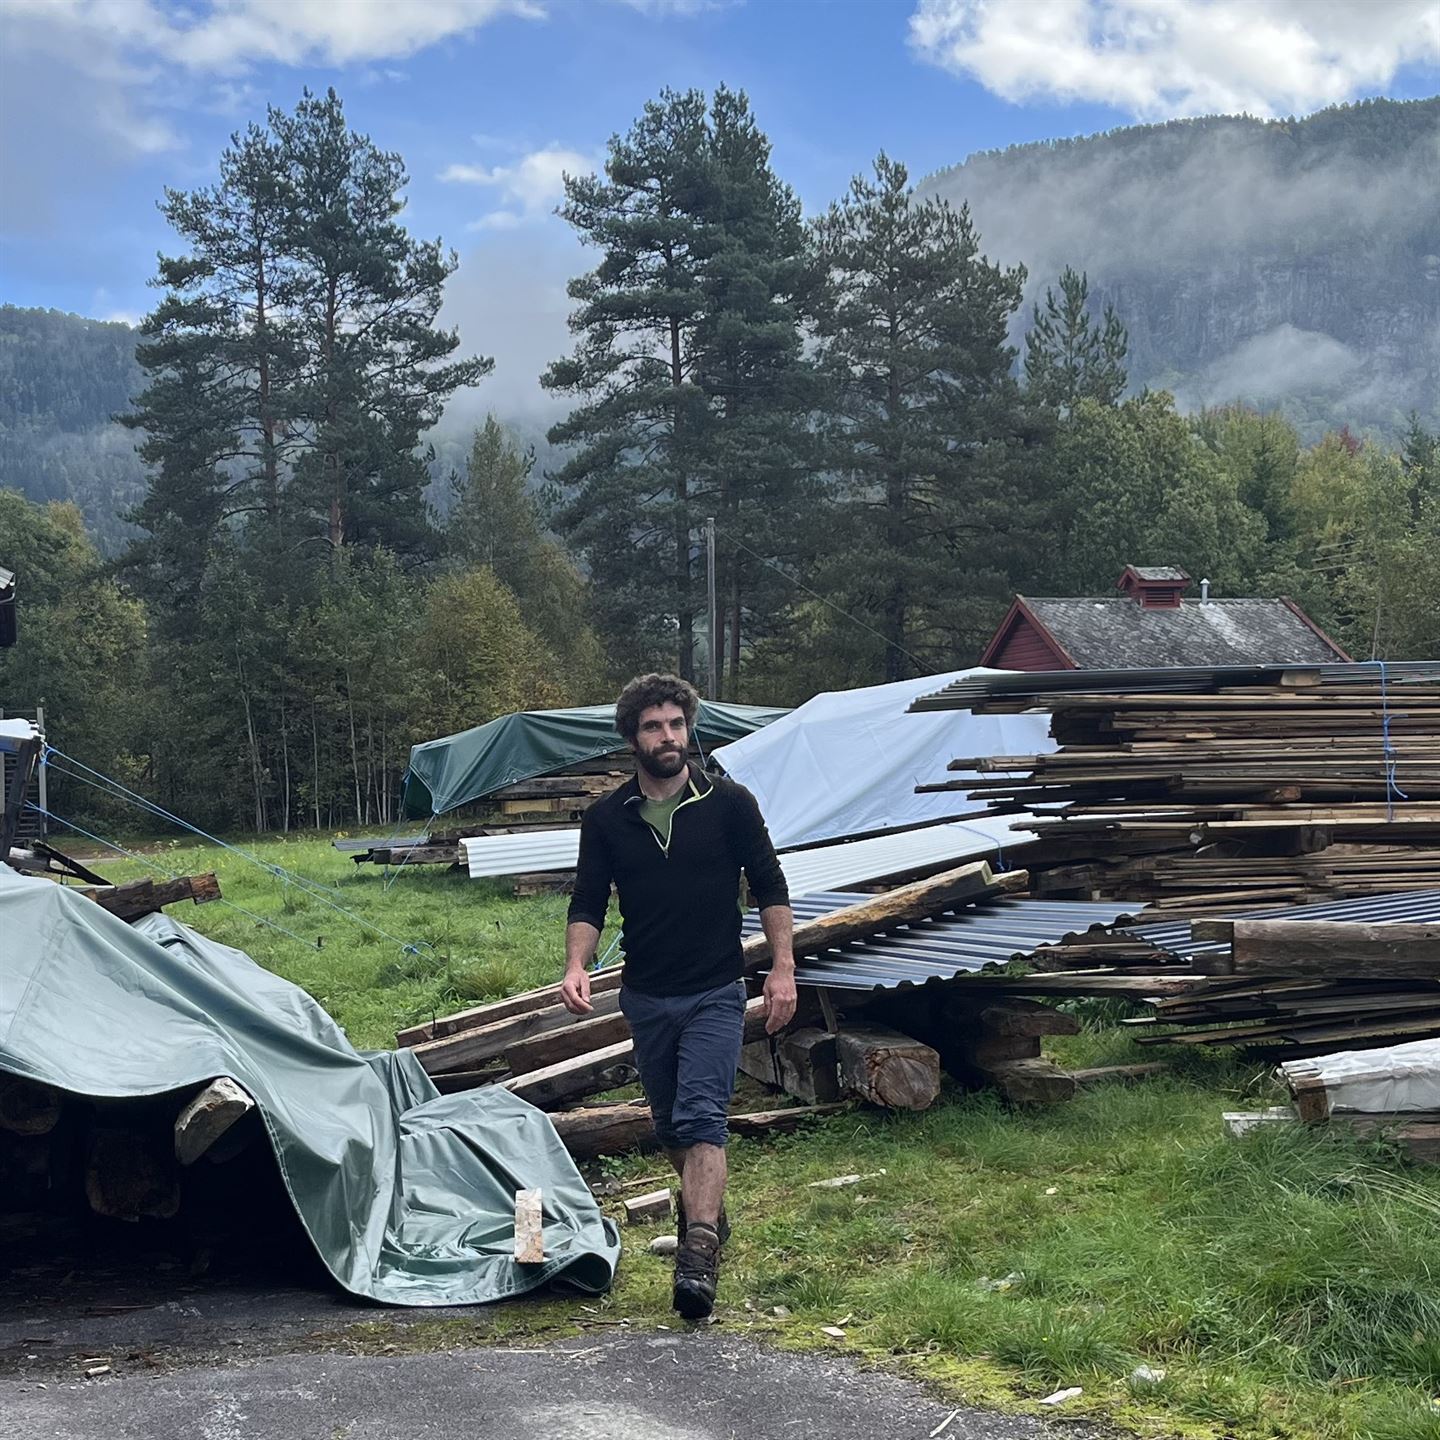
[543,86,817,688]
[1024,266,1128,414]
[810,154,1027,679]
[450,415,541,575]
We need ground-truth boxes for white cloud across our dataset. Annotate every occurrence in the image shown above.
[909,0,1440,119]
[442,143,598,226]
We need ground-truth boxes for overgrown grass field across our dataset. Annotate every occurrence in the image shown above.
[75,832,1440,1440]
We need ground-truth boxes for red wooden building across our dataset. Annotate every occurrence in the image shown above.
[980,566,1350,671]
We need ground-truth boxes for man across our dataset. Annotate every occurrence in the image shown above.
[560,673,796,1320]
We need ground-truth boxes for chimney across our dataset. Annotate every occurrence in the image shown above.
[1200,578,1210,601]
[1116,565,1190,610]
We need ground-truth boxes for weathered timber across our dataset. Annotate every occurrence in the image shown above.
[396,967,627,1047]
[1069,1062,1170,1087]
[514,1189,544,1263]
[546,1100,849,1160]
[1191,919,1440,977]
[624,1188,674,1225]
[84,1127,181,1221]
[0,1074,63,1135]
[983,1057,1077,1106]
[76,872,221,922]
[174,1077,255,1165]
[738,1028,840,1105]
[409,988,624,1073]
[834,1025,940,1110]
[744,862,1026,973]
[1391,1121,1440,1164]
[503,1007,631,1076]
[975,999,1080,1039]
[503,998,775,1109]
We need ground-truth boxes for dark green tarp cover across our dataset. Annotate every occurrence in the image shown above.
[0,866,619,1305]
[402,701,787,819]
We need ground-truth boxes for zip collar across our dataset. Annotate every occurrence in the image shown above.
[622,764,714,856]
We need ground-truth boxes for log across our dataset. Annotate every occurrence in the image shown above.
[503,1007,632,1076]
[834,1026,940,1110]
[174,1078,255,1165]
[624,1188,674,1225]
[1391,1121,1440,1164]
[84,1127,180,1221]
[0,1074,63,1135]
[738,1028,839,1105]
[77,872,221,922]
[1192,919,1440,977]
[547,1100,847,1161]
[410,988,624,1074]
[513,1188,544,1263]
[745,862,1026,973]
[983,1057,1077,1106]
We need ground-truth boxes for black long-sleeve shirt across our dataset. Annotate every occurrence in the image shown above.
[566,765,790,996]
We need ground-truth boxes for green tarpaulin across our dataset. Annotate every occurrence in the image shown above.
[401,701,787,819]
[0,866,619,1305]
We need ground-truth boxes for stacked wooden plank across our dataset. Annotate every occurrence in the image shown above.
[1121,915,1440,1057]
[922,666,1440,911]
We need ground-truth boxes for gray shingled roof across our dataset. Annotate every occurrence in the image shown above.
[1126,566,1188,582]
[1021,597,1346,669]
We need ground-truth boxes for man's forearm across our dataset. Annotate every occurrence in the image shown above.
[565,920,601,973]
[759,904,794,970]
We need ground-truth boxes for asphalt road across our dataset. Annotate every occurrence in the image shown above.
[1,1332,1091,1440]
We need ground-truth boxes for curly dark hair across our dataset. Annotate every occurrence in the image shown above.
[615,673,700,744]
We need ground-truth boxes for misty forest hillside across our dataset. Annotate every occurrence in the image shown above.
[3,97,1436,546]
[921,97,1439,436]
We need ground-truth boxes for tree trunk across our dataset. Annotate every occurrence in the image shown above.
[311,703,322,830]
[669,314,693,680]
[237,647,266,833]
[345,669,364,824]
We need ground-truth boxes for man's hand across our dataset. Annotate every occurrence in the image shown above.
[560,965,593,1016]
[762,968,797,1034]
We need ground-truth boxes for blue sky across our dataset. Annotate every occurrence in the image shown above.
[2,0,1436,414]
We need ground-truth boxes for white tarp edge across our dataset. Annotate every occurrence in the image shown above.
[1279,1038,1440,1115]
[709,668,1052,850]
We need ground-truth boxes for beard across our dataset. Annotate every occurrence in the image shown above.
[636,744,686,780]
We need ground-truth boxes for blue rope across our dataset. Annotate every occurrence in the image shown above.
[26,803,328,954]
[40,750,435,959]
[1374,660,1410,822]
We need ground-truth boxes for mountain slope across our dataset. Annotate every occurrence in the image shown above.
[918,97,1440,438]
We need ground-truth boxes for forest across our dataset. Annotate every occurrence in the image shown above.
[0,87,1437,837]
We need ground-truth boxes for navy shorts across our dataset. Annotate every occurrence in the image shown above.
[619,979,746,1150]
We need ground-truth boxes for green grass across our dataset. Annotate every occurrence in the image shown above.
[75,831,1440,1440]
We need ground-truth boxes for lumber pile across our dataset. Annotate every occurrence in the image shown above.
[395,862,1051,1141]
[923,665,1440,912]
[1121,914,1440,1057]
[75,872,221,921]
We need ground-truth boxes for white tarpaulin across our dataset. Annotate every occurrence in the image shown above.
[1280,1039,1440,1117]
[710,669,1053,850]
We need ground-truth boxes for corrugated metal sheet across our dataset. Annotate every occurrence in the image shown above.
[1133,888,1440,957]
[745,891,1145,991]
[463,828,579,879]
[910,661,1440,711]
[778,814,1036,899]
[461,813,1038,891]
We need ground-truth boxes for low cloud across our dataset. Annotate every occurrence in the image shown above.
[909,0,1440,119]
[441,144,598,228]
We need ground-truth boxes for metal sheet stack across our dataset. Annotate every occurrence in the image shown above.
[916,662,1440,912]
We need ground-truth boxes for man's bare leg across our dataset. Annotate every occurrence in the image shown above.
[680,1143,726,1227]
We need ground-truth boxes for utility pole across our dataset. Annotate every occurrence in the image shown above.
[705,516,719,701]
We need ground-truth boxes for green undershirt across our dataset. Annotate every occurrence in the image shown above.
[638,789,686,849]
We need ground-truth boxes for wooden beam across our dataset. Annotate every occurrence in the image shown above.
[411,989,624,1075]
[1193,919,1440,977]
[738,1028,839,1105]
[982,1057,1077,1106]
[834,1025,940,1111]
[0,1074,63,1136]
[174,1077,255,1165]
[624,1189,673,1225]
[513,1189,544,1263]
[76,872,221,922]
[547,1100,847,1161]
[396,966,626,1047]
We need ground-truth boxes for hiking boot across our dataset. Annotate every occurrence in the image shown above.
[677,1194,730,1246]
[672,1221,721,1321]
